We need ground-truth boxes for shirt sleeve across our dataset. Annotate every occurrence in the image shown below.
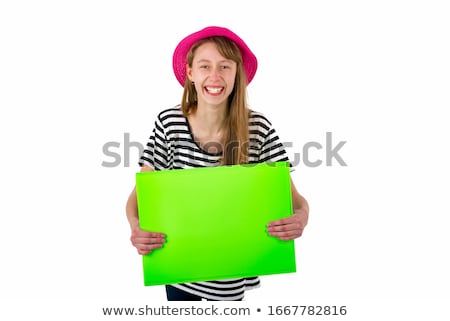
[258,123,290,165]
[138,115,170,170]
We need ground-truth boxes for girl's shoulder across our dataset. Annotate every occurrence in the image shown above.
[157,105,183,121]
[249,109,273,128]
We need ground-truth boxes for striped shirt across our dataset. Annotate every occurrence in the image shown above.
[139,106,290,300]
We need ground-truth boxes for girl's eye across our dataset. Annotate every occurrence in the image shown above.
[221,65,230,69]
[200,65,209,69]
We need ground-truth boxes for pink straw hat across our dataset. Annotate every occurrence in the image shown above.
[172,26,258,87]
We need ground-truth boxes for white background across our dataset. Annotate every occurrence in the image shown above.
[1,0,449,320]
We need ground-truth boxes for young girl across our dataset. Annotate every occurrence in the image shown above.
[126,26,309,301]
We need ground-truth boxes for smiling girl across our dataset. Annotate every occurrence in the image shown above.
[126,26,309,301]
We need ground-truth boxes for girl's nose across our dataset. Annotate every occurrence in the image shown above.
[209,67,220,80]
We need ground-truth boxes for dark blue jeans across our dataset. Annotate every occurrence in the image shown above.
[165,285,202,301]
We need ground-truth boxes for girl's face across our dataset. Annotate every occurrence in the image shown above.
[187,42,237,108]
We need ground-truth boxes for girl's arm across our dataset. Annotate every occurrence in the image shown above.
[267,177,309,241]
[126,165,166,255]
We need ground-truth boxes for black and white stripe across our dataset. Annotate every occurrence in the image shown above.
[139,106,289,301]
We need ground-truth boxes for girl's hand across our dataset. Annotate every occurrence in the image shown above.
[130,228,166,255]
[267,208,308,241]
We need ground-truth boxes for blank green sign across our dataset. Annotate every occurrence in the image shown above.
[135,161,296,286]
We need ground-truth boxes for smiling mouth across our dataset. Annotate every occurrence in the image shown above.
[205,86,224,94]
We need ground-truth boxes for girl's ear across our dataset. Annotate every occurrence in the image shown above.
[186,64,193,82]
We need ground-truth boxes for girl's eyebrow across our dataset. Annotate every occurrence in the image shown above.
[195,59,233,64]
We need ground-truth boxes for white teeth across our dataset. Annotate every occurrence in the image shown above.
[205,87,223,94]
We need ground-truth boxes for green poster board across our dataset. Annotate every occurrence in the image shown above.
[135,161,296,286]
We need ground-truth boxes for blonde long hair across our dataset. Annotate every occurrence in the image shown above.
[180,36,249,165]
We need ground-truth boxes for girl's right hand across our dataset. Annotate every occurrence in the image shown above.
[130,228,166,255]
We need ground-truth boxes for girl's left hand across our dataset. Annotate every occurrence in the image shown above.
[267,208,308,241]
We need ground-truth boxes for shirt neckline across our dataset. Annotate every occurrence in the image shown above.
[184,115,223,157]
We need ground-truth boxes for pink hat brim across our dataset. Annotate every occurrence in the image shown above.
[172,26,258,87]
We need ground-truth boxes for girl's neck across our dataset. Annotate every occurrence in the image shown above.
[191,102,228,135]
